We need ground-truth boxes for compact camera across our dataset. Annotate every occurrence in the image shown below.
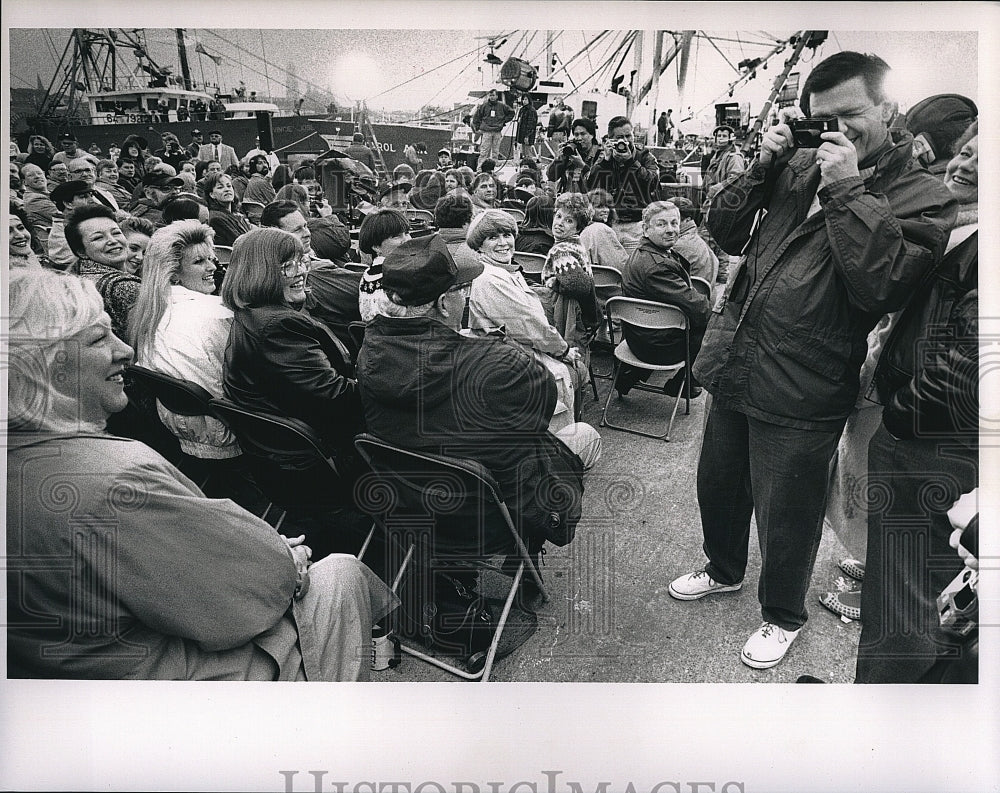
[937,567,978,638]
[560,142,579,160]
[612,139,632,154]
[790,116,839,148]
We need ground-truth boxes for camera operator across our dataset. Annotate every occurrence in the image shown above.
[584,115,661,253]
[546,117,601,184]
[667,51,958,671]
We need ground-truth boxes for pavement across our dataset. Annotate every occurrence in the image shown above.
[375,347,862,683]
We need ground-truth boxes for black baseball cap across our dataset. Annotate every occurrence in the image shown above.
[381,233,483,306]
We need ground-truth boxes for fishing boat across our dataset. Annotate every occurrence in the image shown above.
[13,28,820,182]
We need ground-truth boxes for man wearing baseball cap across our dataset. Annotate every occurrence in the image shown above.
[51,132,99,168]
[357,233,601,609]
[185,129,204,160]
[130,172,184,226]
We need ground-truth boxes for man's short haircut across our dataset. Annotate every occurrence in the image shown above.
[641,200,681,225]
[358,208,409,255]
[259,200,302,229]
[434,193,474,229]
[554,192,593,231]
[19,163,44,179]
[713,125,734,137]
[221,227,303,310]
[293,165,316,183]
[65,203,118,257]
[800,51,891,117]
[607,115,632,136]
[352,132,365,143]
[96,159,117,174]
[571,117,597,138]
[161,196,205,224]
[479,158,496,173]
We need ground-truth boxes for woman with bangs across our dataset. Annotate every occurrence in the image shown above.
[128,220,239,461]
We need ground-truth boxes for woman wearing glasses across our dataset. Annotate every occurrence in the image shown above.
[221,229,363,549]
[128,220,239,461]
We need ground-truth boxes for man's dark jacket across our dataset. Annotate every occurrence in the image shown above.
[695,130,957,430]
[358,316,584,549]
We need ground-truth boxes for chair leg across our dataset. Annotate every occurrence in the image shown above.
[588,364,599,401]
[599,359,622,428]
[601,363,687,441]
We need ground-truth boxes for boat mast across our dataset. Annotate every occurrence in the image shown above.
[740,30,813,154]
[176,29,194,90]
[647,30,664,134]
[630,32,689,115]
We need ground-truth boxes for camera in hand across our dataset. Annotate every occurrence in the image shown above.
[612,139,632,154]
[560,142,579,160]
[790,116,839,148]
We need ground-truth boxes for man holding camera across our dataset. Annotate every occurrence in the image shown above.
[668,52,957,670]
[584,115,661,253]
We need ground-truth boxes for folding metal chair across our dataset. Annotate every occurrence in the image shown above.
[512,251,546,284]
[209,398,362,547]
[690,275,712,302]
[126,365,222,489]
[590,265,624,378]
[354,433,548,681]
[213,245,233,265]
[405,208,435,226]
[501,207,526,224]
[599,296,692,441]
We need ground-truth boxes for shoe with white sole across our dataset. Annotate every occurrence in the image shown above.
[668,570,743,600]
[741,622,801,669]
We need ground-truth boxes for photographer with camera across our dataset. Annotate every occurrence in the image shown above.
[584,116,661,253]
[546,117,601,186]
[667,51,958,671]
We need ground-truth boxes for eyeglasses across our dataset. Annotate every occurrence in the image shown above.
[280,257,308,277]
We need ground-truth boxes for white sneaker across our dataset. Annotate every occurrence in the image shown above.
[668,570,743,600]
[741,622,801,669]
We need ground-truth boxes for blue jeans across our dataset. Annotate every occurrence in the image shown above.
[697,402,842,630]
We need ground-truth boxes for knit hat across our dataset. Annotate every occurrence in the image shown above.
[905,94,977,170]
[542,240,594,298]
[465,209,518,251]
[381,233,483,305]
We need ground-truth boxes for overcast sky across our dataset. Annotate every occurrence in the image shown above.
[6,3,983,133]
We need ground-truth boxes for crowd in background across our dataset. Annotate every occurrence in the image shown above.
[6,52,980,684]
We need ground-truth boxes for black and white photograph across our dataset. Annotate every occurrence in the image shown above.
[3,1,998,790]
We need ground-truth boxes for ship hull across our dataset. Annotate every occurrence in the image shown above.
[18,117,458,171]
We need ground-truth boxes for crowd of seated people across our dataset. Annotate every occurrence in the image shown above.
[7,77,979,685]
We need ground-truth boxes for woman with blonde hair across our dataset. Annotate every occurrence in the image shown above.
[7,267,395,680]
[128,220,239,460]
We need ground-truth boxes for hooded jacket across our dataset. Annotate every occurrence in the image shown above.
[357,316,584,547]
[695,129,957,430]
